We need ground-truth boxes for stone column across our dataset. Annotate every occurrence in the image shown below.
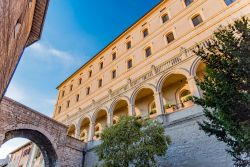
[128,104,136,116]
[154,91,165,116]
[107,111,113,127]
[75,126,80,139]
[88,122,95,141]
[187,76,201,98]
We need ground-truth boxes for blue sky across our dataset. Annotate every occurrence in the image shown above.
[1,0,160,159]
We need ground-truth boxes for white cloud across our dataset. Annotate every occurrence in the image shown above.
[28,43,75,63]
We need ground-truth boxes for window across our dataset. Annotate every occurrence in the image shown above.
[112,70,116,79]
[58,106,61,114]
[127,59,133,69]
[161,14,169,23]
[224,0,236,5]
[112,52,116,60]
[88,70,92,78]
[166,32,175,44]
[192,15,203,27]
[61,91,65,98]
[78,78,82,85]
[126,41,132,50]
[145,47,152,57]
[99,62,104,70]
[142,29,149,38]
[184,0,194,6]
[70,85,73,91]
[86,87,90,95]
[76,94,79,102]
[67,100,70,108]
[98,79,102,88]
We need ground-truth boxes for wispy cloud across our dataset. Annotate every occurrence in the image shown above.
[27,43,77,65]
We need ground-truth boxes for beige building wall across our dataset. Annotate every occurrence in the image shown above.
[53,0,250,142]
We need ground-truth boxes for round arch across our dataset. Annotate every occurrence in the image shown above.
[110,96,130,114]
[79,117,91,142]
[156,68,190,92]
[3,129,58,167]
[130,83,156,105]
[92,107,109,122]
[190,57,202,77]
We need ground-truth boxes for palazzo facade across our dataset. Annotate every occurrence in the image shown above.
[53,0,250,145]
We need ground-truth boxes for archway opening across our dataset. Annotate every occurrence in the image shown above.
[0,138,44,167]
[94,109,107,140]
[80,117,90,142]
[161,74,193,113]
[1,129,57,167]
[113,100,129,124]
[67,124,76,138]
[134,88,155,118]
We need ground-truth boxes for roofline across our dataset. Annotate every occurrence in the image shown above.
[26,0,50,47]
[9,142,32,154]
[56,0,166,89]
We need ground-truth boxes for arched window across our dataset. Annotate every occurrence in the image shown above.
[161,14,169,23]
[112,70,116,79]
[184,0,194,6]
[98,79,102,88]
[99,62,104,70]
[88,70,92,78]
[192,14,203,27]
[112,52,116,60]
[166,32,175,44]
[78,78,82,85]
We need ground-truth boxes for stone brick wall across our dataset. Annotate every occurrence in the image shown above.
[0,97,85,167]
[83,112,234,167]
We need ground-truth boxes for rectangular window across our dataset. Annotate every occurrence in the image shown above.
[145,47,152,57]
[67,100,70,108]
[61,91,65,97]
[98,79,102,88]
[70,85,73,91]
[127,59,133,69]
[76,94,79,102]
[126,41,132,50]
[192,15,203,27]
[143,29,149,38]
[166,32,175,43]
[99,62,104,70]
[86,87,90,95]
[162,14,169,23]
[78,78,82,85]
[112,52,116,60]
[88,70,92,78]
[58,106,61,114]
[112,70,116,79]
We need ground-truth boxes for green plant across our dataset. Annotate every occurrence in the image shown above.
[182,95,193,103]
[95,116,171,167]
[193,17,250,166]
[164,104,174,109]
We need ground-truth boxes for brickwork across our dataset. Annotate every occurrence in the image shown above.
[0,0,49,99]
[0,97,85,167]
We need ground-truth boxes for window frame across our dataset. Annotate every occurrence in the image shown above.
[165,32,175,44]
[112,69,117,79]
[76,94,80,102]
[161,13,170,24]
[112,52,117,61]
[184,0,194,7]
[191,14,203,27]
[127,59,133,69]
[145,46,152,57]
[99,62,104,70]
[88,70,92,78]
[142,28,149,38]
[86,87,90,95]
[126,41,132,50]
[98,78,103,88]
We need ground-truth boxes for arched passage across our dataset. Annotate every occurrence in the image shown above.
[160,73,193,113]
[80,117,90,142]
[2,129,58,167]
[133,88,155,118]
[67,124,76,138]
[112,99,129,124]
[196,62,206,81]
[93,109,108,140]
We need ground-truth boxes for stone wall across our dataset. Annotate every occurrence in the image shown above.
[83,106,233,167]
[0,97,85,167]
